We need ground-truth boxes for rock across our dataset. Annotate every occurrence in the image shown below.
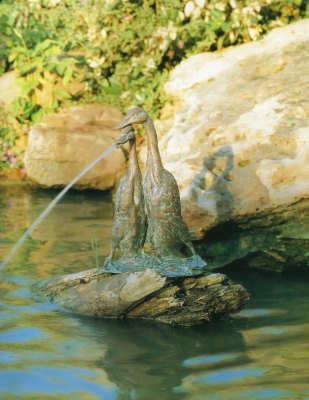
[152,19,309,271]
[29,267,249,325]
[0,71,21,105]
[24,104,126,190]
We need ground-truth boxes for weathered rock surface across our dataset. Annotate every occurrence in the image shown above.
[30,267,249,325]
[24,104,126,190]
[147,19,309,272]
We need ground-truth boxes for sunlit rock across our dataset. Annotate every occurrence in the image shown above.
[154,19,309,271]
[24,104,126,190]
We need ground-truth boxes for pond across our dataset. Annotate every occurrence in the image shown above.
[1,184,309,399]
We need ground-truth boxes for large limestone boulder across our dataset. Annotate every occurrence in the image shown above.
[24,104,126,190]
[153,19,309,271]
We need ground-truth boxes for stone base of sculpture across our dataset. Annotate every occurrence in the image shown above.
[102,254,207,277]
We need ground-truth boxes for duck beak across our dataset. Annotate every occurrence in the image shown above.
[113,117,131,130]
[116,133,128,147]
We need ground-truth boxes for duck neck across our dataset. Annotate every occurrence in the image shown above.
[144,117,164,176]
[128,139,139,174]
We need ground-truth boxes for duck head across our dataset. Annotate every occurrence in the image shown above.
[113,107,148,130]
[116,125,135,147]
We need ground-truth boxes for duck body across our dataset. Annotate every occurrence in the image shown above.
[111,165,145,257]
[143,152,194,258]
[104,125,147,267]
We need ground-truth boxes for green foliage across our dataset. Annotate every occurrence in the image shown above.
[0,0,308,126]
[5,30,79,123]
[0,103,25,172]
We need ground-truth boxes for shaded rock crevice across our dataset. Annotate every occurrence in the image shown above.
[195,198,309,272]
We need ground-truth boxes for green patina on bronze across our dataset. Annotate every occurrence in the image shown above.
[103,107,207,277]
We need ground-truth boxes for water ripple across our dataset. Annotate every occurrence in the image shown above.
[0,327,48,343]
[183,353,240,367]
[0,366,118,398]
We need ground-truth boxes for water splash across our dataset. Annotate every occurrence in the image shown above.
[0,144,117,271]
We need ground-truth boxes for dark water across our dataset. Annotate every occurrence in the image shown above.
[1,185,309,400]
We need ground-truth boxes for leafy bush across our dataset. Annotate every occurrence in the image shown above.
[0,0,308,171]
[0,103,25,171]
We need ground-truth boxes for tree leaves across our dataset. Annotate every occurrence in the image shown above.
[0,0,307,126]
[15,78,40,96]
[56,63,66,76]
[31,108,45,123]
[63,67,73,86]
[54,88,72,99]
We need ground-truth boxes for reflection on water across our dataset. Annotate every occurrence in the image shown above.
[0,144,117,271]
[1,185,309,399]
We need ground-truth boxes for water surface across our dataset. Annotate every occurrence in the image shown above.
[1,185,309,399]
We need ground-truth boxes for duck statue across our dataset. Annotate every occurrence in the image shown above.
[113,108,204,272]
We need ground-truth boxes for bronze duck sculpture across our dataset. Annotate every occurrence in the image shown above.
[113,107,197,261]
[103,124,147,268]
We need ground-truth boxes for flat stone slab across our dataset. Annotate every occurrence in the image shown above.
[103,254,208,277]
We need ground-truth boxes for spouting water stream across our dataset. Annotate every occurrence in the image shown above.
[0,144,117,271]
